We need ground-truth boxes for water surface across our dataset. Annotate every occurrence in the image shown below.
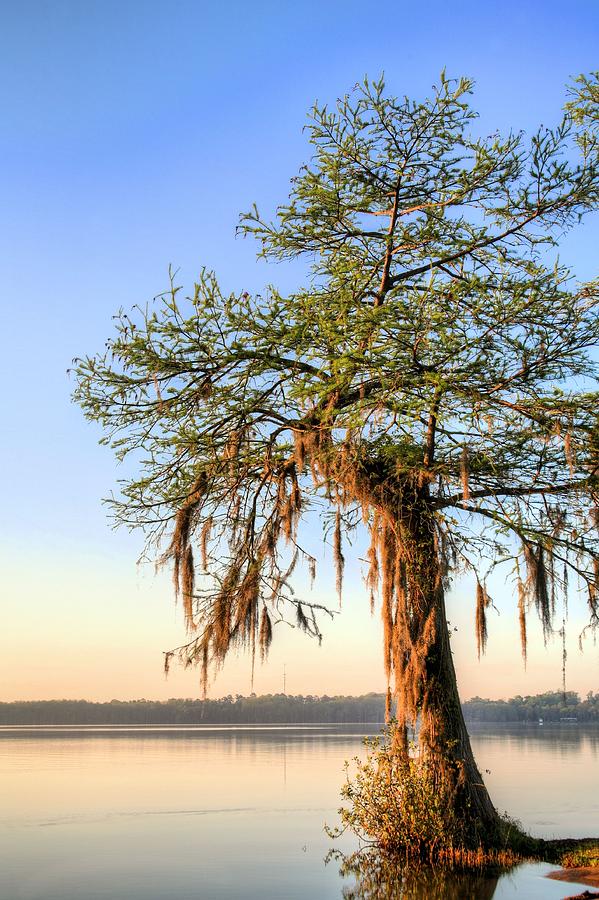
[1,724,597,898]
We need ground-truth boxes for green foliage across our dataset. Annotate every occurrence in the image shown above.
[73,72,599,682]
[561,844,599,869]
[566,72,599,141]
[328,723,534,862]
[329,724,465,858]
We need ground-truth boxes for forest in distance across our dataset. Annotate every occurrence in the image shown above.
[2,690,599,725]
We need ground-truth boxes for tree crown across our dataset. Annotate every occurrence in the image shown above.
[74,73,599,690]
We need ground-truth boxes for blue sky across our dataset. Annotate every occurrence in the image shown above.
[1,0,598,700]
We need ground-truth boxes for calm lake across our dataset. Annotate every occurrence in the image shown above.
[1,724,598,899]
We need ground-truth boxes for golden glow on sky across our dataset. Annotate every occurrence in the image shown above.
[1,542,595,702]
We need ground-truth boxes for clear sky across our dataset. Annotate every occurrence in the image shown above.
[1,0,598,702]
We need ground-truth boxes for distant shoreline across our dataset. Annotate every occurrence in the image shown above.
[0,690,597,725]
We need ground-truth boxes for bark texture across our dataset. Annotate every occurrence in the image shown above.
[375,478,501,845]
[421,582,501,842]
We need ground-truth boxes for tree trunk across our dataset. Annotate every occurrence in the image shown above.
[382,487,502,846]
[361,462,503,847]
[420,577,502,844]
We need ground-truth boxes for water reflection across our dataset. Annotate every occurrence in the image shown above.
[331,851,500,900]
[469,723,599,756]
[331,850,587,899]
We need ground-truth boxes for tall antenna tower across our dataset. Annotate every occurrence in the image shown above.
[283,663,287,695]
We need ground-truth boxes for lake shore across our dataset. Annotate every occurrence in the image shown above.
[547,867,599,889]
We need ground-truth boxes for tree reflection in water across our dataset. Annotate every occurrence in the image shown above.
[331,850,501,900]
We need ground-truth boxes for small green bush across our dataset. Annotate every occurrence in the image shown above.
[328,724,533,867]
[328,725,463,860]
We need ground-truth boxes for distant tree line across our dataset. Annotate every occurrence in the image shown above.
[463,690,599,723]
[0,693,386,725]
[0,691,598,725]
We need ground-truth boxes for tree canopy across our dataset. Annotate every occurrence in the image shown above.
[75,72,599,690]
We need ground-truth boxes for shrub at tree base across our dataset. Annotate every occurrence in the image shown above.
[328,725,536,866]
[329,726,599,877]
